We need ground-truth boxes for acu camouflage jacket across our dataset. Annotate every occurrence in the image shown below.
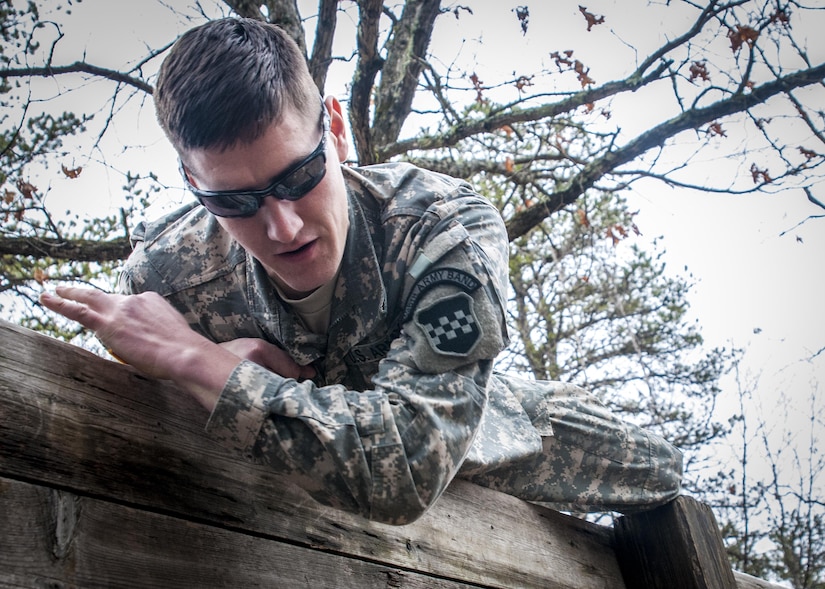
[120,163,546,524]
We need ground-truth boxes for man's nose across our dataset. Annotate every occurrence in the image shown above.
[260,196,304,243]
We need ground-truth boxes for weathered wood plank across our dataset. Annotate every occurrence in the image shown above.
[0,475,473,589]
[0,320,625,589]
[613,495,737,589]
[733,571,788,589]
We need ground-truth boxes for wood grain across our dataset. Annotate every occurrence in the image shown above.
[0,320,624,589]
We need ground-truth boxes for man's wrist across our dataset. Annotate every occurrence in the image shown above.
[168,336,242,412]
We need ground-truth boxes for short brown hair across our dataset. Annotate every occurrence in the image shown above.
[154,18,319,152]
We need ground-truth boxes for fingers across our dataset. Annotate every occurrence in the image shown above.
[39,289,105,331]
[40,290,317,384]
[276,360,316,381]
[54,285,108,305]
[254,340,315,380]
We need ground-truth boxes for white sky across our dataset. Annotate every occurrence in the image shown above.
[15,0,825,499]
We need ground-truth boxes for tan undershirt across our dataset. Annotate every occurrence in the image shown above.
[274,272,339,334]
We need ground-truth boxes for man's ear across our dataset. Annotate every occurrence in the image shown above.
[325,95,349,163]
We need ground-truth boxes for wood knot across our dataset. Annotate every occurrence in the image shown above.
[48,489,80,561]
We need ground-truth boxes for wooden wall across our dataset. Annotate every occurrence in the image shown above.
[0,320,783,588]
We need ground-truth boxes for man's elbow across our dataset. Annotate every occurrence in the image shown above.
[363,471,449,526]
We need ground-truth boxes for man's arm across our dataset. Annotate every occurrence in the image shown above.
[203,195,510,524]
[41,280,498,526]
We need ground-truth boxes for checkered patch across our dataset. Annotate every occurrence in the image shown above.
[414,292,481,356]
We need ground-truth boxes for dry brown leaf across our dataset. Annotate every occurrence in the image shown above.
[578,5,605,31]
[689,61,710,82]
[750,163,772,184]
[61,164,83,179]
[16,179,37,200]
[728,25,759,53]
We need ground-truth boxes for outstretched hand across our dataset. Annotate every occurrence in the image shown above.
[40,286,205,381]
[40,286,239,411]
[39,286,315,410]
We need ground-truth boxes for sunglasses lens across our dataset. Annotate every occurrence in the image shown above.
[198,193,261,218]
[272,152,327,200]
[198,153,326,217]
[184,105,328,217]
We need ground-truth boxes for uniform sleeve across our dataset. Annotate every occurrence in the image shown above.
[206,195,510,525]
[116,222,146,295]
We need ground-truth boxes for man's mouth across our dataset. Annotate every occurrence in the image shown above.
[279,239,315,257]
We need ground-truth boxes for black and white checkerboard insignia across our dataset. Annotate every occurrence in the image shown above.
[415,292,481,356]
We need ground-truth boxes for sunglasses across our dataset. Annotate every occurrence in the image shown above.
[180,106,330,218]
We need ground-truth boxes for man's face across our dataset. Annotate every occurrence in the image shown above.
[180,97,350,298]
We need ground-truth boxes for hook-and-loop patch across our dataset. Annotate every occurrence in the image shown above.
[414,291,481,356]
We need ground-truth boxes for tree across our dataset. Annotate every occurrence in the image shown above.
[2,1,823,264]
[446,100,734,503]
[497,188,731,455]
[707,364,825,587]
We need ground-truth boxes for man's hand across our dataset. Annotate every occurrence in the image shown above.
[41,286,198,379]
[40,286,239,411]
[218,338,315,381]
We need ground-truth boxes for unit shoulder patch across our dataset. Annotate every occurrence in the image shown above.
[414,291,481,356]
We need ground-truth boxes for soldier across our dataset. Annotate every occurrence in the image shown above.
[41,17,682,525]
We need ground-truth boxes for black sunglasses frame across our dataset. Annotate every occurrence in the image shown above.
[180,105,330,218]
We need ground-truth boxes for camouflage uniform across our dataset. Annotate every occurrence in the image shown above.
[120,163,682,525]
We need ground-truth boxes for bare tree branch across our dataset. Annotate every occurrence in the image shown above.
[222,0,307,54]
[0,236,131,262]
[221,0,266,20]
[349,0,384,164]
[308,0,339,93]
[371,0,442,150]
[262,0,307,55]
[381,59,671,159]
[505,61,825,240]
[0,62,154,94]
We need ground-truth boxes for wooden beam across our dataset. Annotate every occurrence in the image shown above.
[0,475,473,589]
[0,320,624,589]
[0,320,788,589]
[733,571,788,589]
[613,495,738,589]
